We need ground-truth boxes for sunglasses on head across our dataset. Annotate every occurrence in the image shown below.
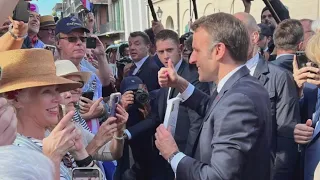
[59,36,87,43]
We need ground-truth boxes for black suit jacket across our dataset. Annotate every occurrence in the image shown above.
[254,55,299,180]
[272,54,294,74]
[176,66,272,180]
[124,56,160,174]
[127,61,210,179]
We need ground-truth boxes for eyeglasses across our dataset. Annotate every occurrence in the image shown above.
[41,28,55,34]
[59,36,87,43]
[77,81,85,88]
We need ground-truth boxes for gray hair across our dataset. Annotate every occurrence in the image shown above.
[191,12,249,63]
[274,19,304,51]
[0,145,55,180]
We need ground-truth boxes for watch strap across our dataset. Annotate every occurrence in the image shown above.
[168,150,180,164]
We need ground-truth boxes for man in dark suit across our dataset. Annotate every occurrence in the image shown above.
[235,12,300,180]
[272,19,304,73]
[121,29,209,179]
[115,31,160,180]
[155,13,272,180]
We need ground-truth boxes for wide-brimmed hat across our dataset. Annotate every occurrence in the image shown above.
[0,49,81,94]
[40,15,56,28]
[55,60,91,83]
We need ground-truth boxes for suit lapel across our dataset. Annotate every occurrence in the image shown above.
[253,55,270,86]
[135,56,150,76]
[202,66,251,122]
[191,66,251,157]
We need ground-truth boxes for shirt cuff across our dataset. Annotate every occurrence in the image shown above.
[170,152,186,173]
[124,129,132,140]
[178,83,194,102]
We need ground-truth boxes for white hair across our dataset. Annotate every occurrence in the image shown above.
[0,145,54,180]
[312,19,320,33]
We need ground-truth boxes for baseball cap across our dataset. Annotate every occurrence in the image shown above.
[258,23,273,37]
[120,76,144,94]
[55,16,90,35]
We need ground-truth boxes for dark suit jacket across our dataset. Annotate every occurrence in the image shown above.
[253,56,299,180]
[176,66,272,180]
[127,61,210,179]
[272,54,294,74]
[300,83,318,123]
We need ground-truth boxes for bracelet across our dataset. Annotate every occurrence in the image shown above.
[8,25,27,40]
[75,155,93,167]
[113,134,124,140]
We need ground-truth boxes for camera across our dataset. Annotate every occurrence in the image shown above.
[133,88,149,107]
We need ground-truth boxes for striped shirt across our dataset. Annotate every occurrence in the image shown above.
[73,106,91,133]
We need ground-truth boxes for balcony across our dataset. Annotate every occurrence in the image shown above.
[91,0,108,4]
[98,20,125,35]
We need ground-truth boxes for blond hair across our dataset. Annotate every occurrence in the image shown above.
[306,33,320,65]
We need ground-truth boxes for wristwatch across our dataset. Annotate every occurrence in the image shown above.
[8,25,28,40]
[168,150,180,164]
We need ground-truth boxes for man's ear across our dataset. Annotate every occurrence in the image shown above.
[178,44,183,54]
[298,41,304,51]
[252,31,260,45]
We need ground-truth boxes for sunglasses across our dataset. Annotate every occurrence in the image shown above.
[59,36,87,43]
[41,28,55,34]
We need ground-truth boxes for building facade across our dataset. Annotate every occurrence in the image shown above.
[151,0,320,36]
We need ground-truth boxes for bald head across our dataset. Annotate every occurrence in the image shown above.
[234,12,260,59]
[234,12,259,33]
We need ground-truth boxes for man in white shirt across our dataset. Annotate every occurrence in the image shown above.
[154,12,272,180]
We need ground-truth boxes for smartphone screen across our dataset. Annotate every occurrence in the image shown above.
[44,45,56,56]
[86,37,97,49]
[296,51,309,69]
[109,93,121,117]
[72,168,101,180]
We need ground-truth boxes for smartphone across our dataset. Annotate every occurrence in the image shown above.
[86,37,97,49]
[82,91,94,101]
[44,45,56,56]
[296,51,309,69]
[109,92,121,117]
[72,167,102,180]
[13,0,30,23]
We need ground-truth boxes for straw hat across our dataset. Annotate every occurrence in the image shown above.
[40,15,56,28]
[55,60,91,83]
[0,49,81,94]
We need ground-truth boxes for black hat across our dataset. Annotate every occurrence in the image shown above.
[55,16,90,35]
[258,23,273,37]
[120,76,143,94]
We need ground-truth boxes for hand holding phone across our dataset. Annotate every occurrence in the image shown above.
[82,91,94,101]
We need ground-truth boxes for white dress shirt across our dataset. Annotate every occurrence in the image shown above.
[170,64,245,173]
[246,53,260,76]
[132,55,149,75]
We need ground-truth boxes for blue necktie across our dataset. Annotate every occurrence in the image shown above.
[312,89,320,138]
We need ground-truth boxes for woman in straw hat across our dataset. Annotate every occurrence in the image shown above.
[0,49,98,180]
[55,60,127,161]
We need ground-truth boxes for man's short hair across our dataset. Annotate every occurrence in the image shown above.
[144,28,155,45]
[191,12,249,63]
[129,31,151,45]
[155,29,180,45]
[274,19,304,51]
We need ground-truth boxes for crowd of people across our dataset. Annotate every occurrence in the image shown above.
[2,0,320,180]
